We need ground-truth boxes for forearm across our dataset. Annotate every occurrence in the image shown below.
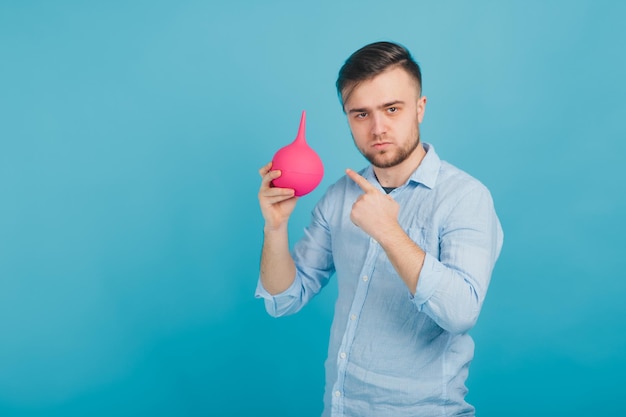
[260,224,297,295]
[377,224,425,295]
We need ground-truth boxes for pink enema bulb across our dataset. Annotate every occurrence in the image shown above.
[271,111,324,197]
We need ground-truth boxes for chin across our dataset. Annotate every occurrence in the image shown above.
[368,153,403,169]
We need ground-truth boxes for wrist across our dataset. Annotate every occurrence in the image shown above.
[375,222,405,247]
[264,221,289,235]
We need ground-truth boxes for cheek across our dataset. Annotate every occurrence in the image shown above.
[404,113,420,133]
[349,123,369,142]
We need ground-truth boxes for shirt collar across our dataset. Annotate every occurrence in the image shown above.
[407,142,440,189]
[362,142,441,190]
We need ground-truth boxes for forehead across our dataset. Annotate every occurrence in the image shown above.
[344,66,419,109]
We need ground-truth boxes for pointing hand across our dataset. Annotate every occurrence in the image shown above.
[346,169,400,242]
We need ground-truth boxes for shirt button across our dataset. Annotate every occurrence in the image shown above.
[335,390,341,397]
[350,314,356,321]
[362,276,368,282]
[340,352,347,359]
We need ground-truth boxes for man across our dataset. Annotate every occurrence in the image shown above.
[255,41,503,416]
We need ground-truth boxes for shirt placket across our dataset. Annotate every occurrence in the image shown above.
[331,236,379,416]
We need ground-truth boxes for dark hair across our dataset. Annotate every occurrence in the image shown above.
[336,41,422,109]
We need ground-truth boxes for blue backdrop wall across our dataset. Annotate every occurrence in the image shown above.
[1,1,624,416]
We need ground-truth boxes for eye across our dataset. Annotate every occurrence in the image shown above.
[356,112,368,119]
[387,107,398,113]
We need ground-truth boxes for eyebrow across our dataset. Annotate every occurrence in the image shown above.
[347,100,405,114]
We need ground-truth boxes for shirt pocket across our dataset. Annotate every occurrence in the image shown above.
[407,224,439,258]
[407,225,428,248]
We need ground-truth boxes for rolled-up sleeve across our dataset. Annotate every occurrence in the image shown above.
[410,183,503,334]
[255,274,305,317]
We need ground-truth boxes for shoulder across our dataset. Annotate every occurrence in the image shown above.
[439,160,485,188]
[435,160,495,206]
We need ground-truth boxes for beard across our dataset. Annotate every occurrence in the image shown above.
[356,128,421,169]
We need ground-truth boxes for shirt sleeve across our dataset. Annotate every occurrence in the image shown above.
[255,193,336,318]
[410,183,504,334]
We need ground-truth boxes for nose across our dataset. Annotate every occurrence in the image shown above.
[370,112,387,136]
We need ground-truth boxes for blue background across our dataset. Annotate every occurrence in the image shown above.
[1,1,625,416]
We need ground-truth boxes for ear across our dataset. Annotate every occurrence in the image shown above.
[417,95,427,124]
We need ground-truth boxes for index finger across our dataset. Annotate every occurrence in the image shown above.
[346,168,377,193]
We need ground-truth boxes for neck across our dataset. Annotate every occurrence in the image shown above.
[373,143,426,188]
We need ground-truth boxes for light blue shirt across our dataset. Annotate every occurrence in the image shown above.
[256,144,503,416]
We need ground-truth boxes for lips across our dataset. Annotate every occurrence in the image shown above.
[372,142,392,149]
